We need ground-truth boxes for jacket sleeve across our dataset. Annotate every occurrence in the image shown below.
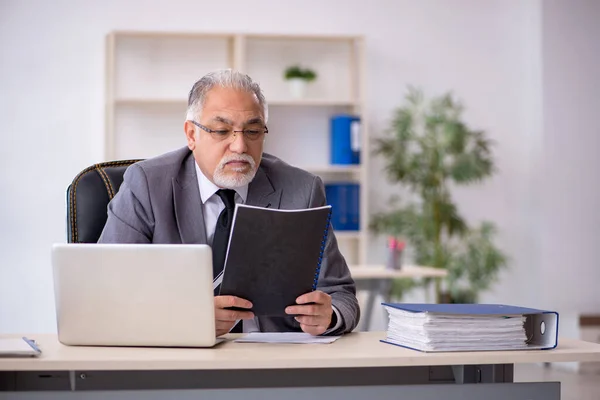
[98,164,155,244]
[308,176,360,334]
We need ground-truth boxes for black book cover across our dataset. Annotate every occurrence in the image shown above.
[219,204,332,316]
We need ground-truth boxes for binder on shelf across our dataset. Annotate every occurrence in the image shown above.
[330,114,361,165]
[219,204,332,316]
[325,183,360,231]
[381,303,559,353]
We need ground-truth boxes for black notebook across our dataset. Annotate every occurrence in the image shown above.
[218,204,332,316]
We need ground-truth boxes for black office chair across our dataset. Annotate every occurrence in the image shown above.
[67,159,142,243]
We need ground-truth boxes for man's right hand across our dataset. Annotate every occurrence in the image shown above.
[214,296,254,336]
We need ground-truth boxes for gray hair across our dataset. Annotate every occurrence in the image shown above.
[186,69,268,123]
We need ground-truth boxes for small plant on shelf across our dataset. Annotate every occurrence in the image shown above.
[284,65,317,82]
[283,65,317,98]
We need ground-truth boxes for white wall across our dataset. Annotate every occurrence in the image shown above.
[538,0,600,315]
[0,0,592,334]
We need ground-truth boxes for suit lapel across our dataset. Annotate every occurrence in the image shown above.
[246,167,282,208]
[172,154,207,244]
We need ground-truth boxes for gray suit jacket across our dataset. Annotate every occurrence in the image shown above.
[99,147,360,334]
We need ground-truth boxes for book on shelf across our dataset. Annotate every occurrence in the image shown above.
[381,303,559,352]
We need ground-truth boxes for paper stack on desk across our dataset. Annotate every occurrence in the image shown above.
[382,303,559,352]
[234,332,341,344]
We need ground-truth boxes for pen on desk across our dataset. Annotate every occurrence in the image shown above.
[22,337,42,353]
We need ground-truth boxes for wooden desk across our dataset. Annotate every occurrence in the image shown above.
[2,332,599,399]
[349,265,447,330]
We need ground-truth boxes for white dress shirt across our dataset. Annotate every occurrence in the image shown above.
[195,163,342,334]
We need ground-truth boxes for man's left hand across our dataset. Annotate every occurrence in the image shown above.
[285,290,333,336]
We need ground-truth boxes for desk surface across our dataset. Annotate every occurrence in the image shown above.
[2,332,599,372]
[349,265,447,279]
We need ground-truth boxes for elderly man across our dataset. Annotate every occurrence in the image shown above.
[99,69,359,336]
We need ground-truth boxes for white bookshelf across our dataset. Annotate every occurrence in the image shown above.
[105,31,368,265]
[114,99,358,107]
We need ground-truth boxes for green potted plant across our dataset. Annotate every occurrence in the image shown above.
[370,87,508,303]
[284,65,317,99]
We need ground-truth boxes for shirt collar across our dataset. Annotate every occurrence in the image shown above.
[195,162,248,204]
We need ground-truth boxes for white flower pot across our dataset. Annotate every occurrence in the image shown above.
[288,78,307,99]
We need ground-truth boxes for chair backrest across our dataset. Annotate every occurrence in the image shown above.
[67,160,142,243]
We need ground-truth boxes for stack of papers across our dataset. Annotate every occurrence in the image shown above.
[383,305,528,352]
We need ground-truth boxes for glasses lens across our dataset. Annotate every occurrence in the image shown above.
[210,129,231,141]
[243,129,266,141]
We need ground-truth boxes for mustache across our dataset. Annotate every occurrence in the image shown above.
[217,154,256,169]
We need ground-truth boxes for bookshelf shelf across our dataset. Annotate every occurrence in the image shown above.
[114,98,358,108]
[269,99,357,107]
[105,31,368,265]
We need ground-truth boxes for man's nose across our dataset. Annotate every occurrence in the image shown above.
[228,132,248,153]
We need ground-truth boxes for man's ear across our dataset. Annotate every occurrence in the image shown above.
[184,121,196,150]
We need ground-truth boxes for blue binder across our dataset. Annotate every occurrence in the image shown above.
[381,303,559,352]
[330,115,361,165]
[325,183,360,231]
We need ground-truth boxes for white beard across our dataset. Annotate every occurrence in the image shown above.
[213,154,257,188]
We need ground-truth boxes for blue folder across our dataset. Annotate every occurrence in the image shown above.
[382,303,559,352]
[330,115,360,165]
[325,183,360,231]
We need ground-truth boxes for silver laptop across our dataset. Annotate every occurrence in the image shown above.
[51,243,219,347]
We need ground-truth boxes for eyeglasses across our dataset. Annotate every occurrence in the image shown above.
[189,120,268,142]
